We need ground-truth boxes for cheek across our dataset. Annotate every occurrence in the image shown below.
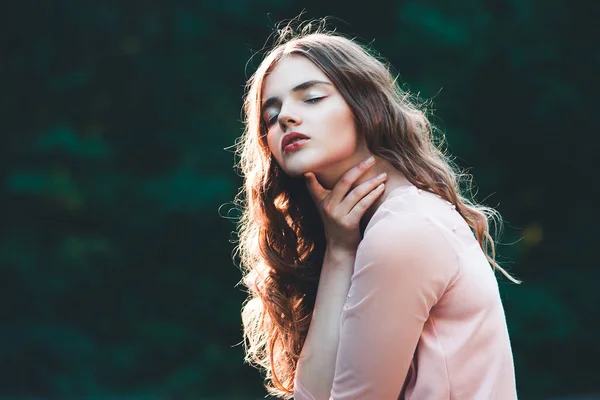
[266,134,282,160]
[327,107,358,145]
[330,134,358,159]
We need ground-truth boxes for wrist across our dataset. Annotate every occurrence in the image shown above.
[323,246,356,271]
[325,236,360,255]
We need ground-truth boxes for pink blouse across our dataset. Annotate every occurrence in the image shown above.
[294,184,517,399]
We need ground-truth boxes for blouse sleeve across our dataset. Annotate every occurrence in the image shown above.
[308,210,459,400]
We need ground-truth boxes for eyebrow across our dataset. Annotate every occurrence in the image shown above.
[262,80,332,112]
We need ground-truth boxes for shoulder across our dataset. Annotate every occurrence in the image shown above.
[359,207,454,261]
[360,185,467,254]
[355,193,460,287]
[361,185,454,250]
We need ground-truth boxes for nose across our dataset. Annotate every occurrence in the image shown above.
[277,105,302,130]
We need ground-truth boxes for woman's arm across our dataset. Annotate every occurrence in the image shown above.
[295,156,387,400]
[296,210,460,400]
[328,212,459,399]
[294,248,354,400]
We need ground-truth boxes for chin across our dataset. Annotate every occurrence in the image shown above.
[277,158,311,178]
[280,167,306,179]
[279,152,337,179]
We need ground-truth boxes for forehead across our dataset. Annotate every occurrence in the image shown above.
[262,55,330,99]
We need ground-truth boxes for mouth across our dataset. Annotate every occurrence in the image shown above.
[281,132,310,152]
[282,138,309,153]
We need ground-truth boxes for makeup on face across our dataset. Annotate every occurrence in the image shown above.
[262,80,333,128]
[261,56,359,180]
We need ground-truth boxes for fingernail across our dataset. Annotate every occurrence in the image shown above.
[377,172,387,180]
[365,156,375,165]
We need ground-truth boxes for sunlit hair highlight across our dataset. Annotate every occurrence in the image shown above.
[233,18,519,399]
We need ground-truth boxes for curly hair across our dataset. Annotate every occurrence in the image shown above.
[233,20,519,399]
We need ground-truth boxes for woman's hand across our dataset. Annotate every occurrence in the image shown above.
[304,156,387,254]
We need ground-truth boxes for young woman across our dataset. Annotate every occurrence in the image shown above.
[235,22,519,400]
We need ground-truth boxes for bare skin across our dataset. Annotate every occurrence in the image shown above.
[305,155,389,252]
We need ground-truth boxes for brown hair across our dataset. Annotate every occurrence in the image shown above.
[233,20,519,399]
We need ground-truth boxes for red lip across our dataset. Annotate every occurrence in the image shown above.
[281,132,310,152]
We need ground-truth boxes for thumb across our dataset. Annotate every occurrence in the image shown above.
[304,172,328,202]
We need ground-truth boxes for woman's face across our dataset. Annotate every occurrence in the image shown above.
[261,55,365,181]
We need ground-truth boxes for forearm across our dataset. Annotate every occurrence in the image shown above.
[295,248,355,400]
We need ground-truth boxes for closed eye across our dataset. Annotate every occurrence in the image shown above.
[305,96,324,104]
[265,97,325,127]
[266,115,278,126]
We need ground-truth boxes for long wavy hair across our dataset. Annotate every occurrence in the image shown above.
[233,21,519,399]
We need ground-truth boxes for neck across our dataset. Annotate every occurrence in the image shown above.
[314,154,413,235]
[358,160,412,235]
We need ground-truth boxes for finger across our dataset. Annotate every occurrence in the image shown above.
[344,182,386,226]
[339,172,387,215]
[304,172,330,203]
[329,156,376,206]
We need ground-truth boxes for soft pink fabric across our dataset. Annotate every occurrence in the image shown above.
[294,184,517,400]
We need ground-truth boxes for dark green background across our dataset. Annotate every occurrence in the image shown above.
[1,1,598,399]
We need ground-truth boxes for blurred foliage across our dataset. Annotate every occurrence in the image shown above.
[0,0,598,399]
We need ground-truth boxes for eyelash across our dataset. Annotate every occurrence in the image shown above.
[265,97,325,127]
